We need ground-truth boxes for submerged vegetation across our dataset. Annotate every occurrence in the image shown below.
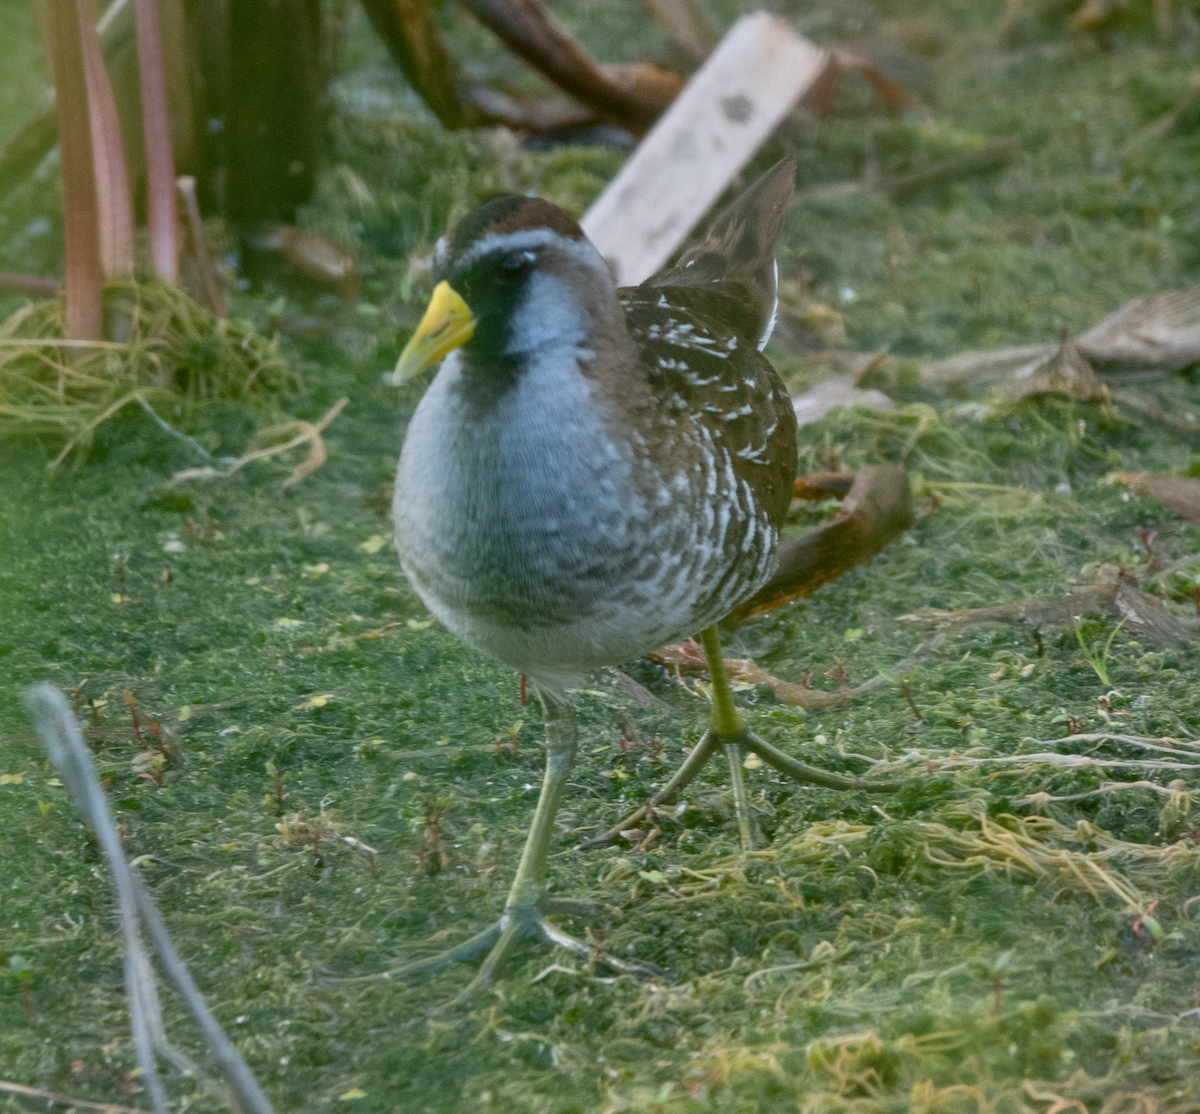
[6,0,1200,1112]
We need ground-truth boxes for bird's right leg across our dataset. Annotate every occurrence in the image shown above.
[582,632,903,852]
[698,625,758,850]
[580,626,758,852]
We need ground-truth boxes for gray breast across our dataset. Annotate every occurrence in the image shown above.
[393,348,778,688]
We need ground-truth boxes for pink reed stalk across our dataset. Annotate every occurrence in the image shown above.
[134,0,178,284]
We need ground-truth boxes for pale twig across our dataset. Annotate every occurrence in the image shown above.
[0,1079,152,1114]
[172,397,347,485]
[940,752,1200,772]
[176,175,224,316]
[24,686,276,1114]
[24,686,169,1113]
[133,392,238,464]
[1017,780,1183,807]
[1035,732,1200,758]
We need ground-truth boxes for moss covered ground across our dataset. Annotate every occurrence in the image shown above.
[6,1,1200,1111]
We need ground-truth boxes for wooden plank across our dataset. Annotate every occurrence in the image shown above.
[581,12,826,286]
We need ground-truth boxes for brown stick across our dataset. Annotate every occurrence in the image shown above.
[0,271,59,297]
[725,464,914,627]
[793,471,856,500]
[135,0,178,284]
[642,0,718,68]
[458,0,674,132]
[176,175,225,317]
[366,0,606,136]
[460,83,596,132]
[359,0,471,130]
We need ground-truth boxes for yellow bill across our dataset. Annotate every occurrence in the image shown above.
[393,281,476,382]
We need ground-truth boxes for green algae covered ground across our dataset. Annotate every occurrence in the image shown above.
[7,1,1200,1111]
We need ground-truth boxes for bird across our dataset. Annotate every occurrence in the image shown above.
[388,158,799,993]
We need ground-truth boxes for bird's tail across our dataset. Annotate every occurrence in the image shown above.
[646,158,795,350]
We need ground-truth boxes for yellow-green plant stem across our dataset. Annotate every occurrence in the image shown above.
[1075,618,1124,689]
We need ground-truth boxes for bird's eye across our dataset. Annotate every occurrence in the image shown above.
[497,250,536,281]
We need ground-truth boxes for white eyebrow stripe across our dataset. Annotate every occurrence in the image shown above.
[454,228,604,273]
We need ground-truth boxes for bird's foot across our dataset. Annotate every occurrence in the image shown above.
[370,901,662,1001]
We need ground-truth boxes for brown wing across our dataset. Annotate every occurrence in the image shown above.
[619,285,797,531]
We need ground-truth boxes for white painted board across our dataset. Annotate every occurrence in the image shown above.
[581,13,827,287]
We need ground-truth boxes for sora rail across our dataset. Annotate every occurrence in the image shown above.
[389,159,798,991]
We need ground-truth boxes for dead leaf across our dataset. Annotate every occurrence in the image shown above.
[1108,471,1200,523]
[1007,338,1107,401]
[897,577,1191,650]
[1076,287,1200,376]
[792,377,897,426]
[249,225,360,299]
[919,343,1055,394]
[298,693,336,709]
[322,621,404,651]
[801,43,920,117]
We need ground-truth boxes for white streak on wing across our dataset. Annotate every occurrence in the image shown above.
[757,258,779,352]
[739,482,757,551]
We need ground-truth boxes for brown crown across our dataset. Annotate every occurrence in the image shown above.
[445,195,584,262]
